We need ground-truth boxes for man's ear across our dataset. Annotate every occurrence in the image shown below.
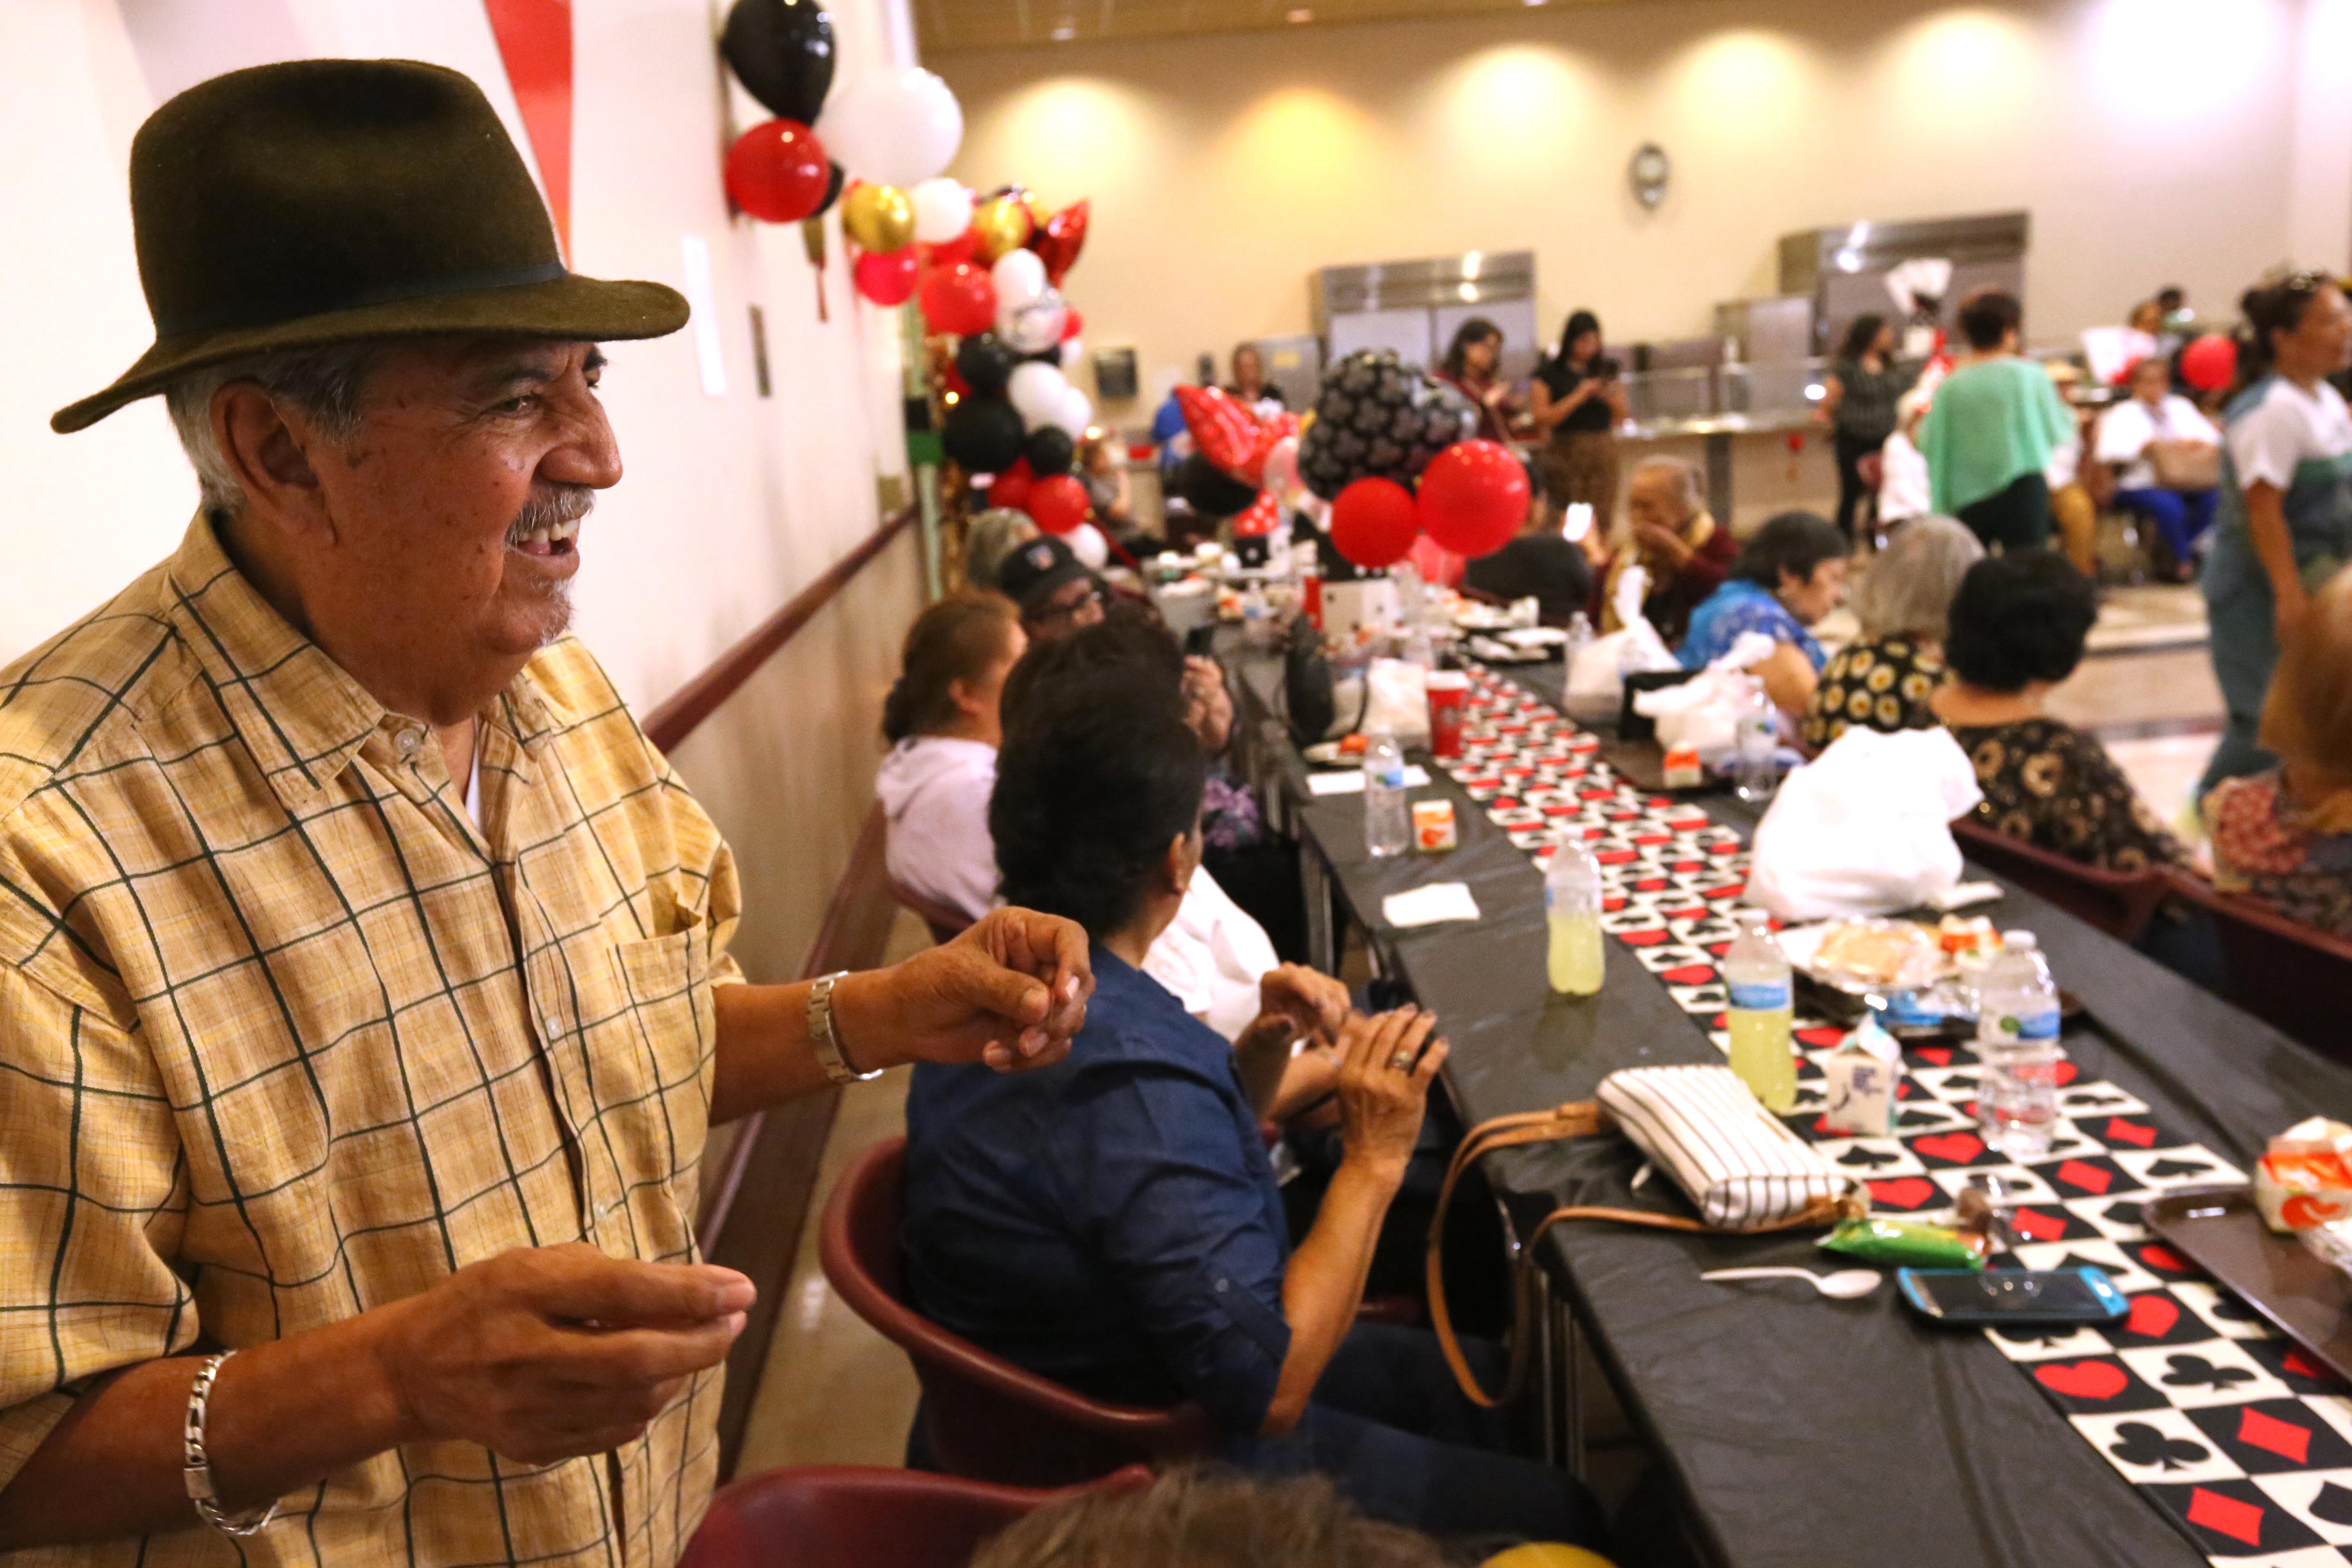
[214,383,333,541]
[1163,831,1195,897]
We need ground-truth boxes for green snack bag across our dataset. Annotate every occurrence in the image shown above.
[1820,1216,1988,1270]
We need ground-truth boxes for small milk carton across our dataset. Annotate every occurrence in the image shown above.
[1820,1011,1904,1137]
[2255,1118,2352,1231]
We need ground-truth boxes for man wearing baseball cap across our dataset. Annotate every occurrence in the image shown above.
[993,532,1107,640]
[0,60,1089,1564]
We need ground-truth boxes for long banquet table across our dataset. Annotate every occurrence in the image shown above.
[1225,645,2352,1568]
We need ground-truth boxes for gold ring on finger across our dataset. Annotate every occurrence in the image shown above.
[1387,1052,1414,1071]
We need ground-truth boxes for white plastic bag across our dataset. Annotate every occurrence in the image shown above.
[1746,728,1984,921]
[1631,631,1775,762]
[1361,657,1429,743]
[1565,566,1678,721]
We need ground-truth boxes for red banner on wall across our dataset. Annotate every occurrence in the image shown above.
[483,0,573,256]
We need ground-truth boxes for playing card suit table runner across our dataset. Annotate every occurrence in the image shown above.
[1430,662,2352,1564]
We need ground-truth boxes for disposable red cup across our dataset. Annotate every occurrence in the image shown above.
[1426,670,1470,759]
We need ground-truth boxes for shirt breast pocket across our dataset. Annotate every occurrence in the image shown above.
[604,918,717,1187]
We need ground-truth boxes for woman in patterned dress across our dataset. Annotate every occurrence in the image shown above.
[2206,563,2352,935]
[1801,515,1982,753]
[1932,552,2186,871]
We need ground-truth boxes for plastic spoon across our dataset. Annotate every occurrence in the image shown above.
[1699,1267,1882,1299]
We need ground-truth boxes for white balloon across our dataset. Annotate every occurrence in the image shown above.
[1059,335,1085,370]
[991,249,1047,310]
[1008,361,1071,429]
[1000,287,1067,354]
[909,177,972,245]
[1051,383,1093,440]
[1067,521,1109,570]
[817,68,964,188]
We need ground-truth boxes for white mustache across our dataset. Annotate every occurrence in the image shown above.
[505,487,595,546]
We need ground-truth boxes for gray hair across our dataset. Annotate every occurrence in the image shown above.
[965,508,1042,590]
[1852,514,1985,641]
[163,343,383,514]
[1630,454,1701,516]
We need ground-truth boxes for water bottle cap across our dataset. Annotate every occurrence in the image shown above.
[2001,931,2037,950]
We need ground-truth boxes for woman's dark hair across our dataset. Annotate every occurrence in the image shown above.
[881,590,1021,743]
[1730,510,1847,592]
[1441,317,1503,378]
[1553,309,1601,365]
[1838,312,1887,363]
[993,624,1205,937]
[1944,552,2098,693]
[1956,288,2022,352]
[2236,272,2336,391]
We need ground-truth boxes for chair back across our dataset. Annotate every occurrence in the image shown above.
[818,1136,1217,1488]
[887,878,973,947]
[2160,871,2352,1063]
[677,1463,1151,1568]
[1951,818,2170,945]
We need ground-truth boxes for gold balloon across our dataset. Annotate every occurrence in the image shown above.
[971,196,1033,264]
[842,183,915,253]
[1022,189,1053,231]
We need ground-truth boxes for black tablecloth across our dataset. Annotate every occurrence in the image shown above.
[1249,650,2352,1568]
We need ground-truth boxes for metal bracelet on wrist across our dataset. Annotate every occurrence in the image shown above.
[808,970,882,1085]
[184,1351,281,1537]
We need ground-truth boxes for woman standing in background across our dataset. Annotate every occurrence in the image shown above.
[1819,313,1912,540]
[2198,273,2352,799]
[1435,317,1517,445]
[1530,309,1628,532]
[1915,288,2077,552]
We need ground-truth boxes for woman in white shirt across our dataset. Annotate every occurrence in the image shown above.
[877,591,1028,925]
[2096,355,2222,580]
[2199,274,2352,800]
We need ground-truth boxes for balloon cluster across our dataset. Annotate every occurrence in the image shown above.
[1298,351,1529,570]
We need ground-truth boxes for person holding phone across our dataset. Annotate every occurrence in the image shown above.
[1530,310,1629,534]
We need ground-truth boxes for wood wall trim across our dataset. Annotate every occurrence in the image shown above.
[643,505,919,753]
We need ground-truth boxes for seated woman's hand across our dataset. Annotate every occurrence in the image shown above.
[1332,1008,1446,1185]
[1255,963,1349,1048]
[1181,656,1235,753]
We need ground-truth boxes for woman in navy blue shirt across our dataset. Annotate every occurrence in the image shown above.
[901,628,1606,1549]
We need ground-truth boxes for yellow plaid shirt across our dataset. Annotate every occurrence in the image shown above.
[0,515,743,1566]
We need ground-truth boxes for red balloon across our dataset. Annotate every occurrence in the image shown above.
[1060,307,1085,342]
[922,231,980,267]
[1176,386,1265,479]
[1331,477,1420,569]
[853,247,919,306]
[1028,473,1091,535]
[988,457,1033,511]
[724,119,831,224]
[2181,333,2237,392]
[1233,491,1282,539]
[1030,199,1090,285]
[1416,440,1529,559]
[919,261,997,337]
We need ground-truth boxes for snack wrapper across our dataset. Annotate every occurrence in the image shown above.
[1820,1216,1989,1270]
[2256,1118,2352,1232]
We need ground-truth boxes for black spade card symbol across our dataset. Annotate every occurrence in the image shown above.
[1994,1323,2079,1347]
[1838,1146,1902,1169]
[2312,1482,2352,1526]
[2161,1354,2256,1391]
[2208,1293,2258,1323]
[2108,1421,2210,1471]
[2146,1157,2214,1179]
[1899,1107,1951,1128]
[2103,1201,2144,1227]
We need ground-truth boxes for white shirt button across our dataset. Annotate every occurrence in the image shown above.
[394,727,423,761]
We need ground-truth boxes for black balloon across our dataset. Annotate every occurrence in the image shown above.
[721,0,835,124]
[942,396,1025,475]
[1298,348,1480,500]
[956,334,1020,398]
[1176,452,1258,520]
[812,161,846,218]
[1024,425,1075,477]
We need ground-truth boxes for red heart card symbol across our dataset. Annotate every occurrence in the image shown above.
[1913,1132,1986,1164]
[1706,942,1731,957]
[1914,1046,1953,1066]
[1703,884,1746,900]
[1869,1177,1938,1210]
[1603,897,1627,913]
[2034,1360,2128,1401]
[1659,964,1717,985]
[1635,833,1671,846]
[1662,906,1706,921]
[1597,850,1638,865]
[2123,1294,2179,1338]
[1635,878,1668,891]
[1797,1027,1845,1049]
[1618,928,1670,946]
[1709,842,1741,855]
[2138,1243,2189,1274]
[2052,1060,2079,1086]
[2282,1348,2342,1386]
[1673,860,1703,873]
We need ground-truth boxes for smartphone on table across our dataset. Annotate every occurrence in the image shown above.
[1897,1267,2127,1327]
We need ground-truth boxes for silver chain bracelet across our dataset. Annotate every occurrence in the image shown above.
[183,1351,281,1537]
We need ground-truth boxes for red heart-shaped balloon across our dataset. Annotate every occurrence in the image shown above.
[1029,198,1089,284]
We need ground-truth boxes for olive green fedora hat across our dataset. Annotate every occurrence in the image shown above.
[52,57,688,434]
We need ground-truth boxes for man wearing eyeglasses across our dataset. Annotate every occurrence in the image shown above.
[996,534,1108,640]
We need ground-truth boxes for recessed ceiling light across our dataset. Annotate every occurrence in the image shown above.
[1286,7,1313,22]
[1050,22,1075,39]
[1524,0,1547,7]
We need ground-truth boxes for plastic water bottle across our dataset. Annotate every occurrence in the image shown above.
[1724,909,1797,1113]
[1545,832,1606,996]
[1363,731,1410,858]
[1241,581,1273,647]
[1733,677,1778,805]
[1563,612,1595,668]
[1977,931,2063,1159]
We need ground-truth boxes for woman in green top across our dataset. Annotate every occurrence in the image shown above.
[1915,289,2078,551]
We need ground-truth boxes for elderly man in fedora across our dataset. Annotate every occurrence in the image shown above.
[0,59,1091,1566]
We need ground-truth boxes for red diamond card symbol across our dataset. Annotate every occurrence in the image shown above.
[2055,1159,2113,1195]
[2138,1244,2188,1274]
[2011,1207,2067,1243]
[2103,1118,2158,1148]
[2237,1406,2312,1465]
[1915,1046,1953,1066]
[1658,964,1717,986]
[2184,1486,2267,1547]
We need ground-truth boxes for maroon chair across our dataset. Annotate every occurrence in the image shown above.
[1951,817,2171,946]
[677,1462,1152,1568]
[818,1136,1218,1488]
[887,878,973,948]
[2160,871,2352,1064]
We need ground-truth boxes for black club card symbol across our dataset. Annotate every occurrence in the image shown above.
[2107,1421,2210,1471]
[1993,1324,2080,1347]
[2312,1483,2352,1526]
[1837,1146,1902,1169]
[2145,1158,2215,1179]
[2160,1353,2256,1391]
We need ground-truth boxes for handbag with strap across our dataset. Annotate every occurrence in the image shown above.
[2148,438,2221,492]
[1427,1063,1863,1407]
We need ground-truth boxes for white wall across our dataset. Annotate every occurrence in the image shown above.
[938,0,2347,426]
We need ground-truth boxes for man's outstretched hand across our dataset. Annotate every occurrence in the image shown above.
[836,906,1093,1074]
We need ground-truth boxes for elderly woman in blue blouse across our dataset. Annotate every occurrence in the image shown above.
[900,628,1606,1550]
[1676,510,1852,726]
